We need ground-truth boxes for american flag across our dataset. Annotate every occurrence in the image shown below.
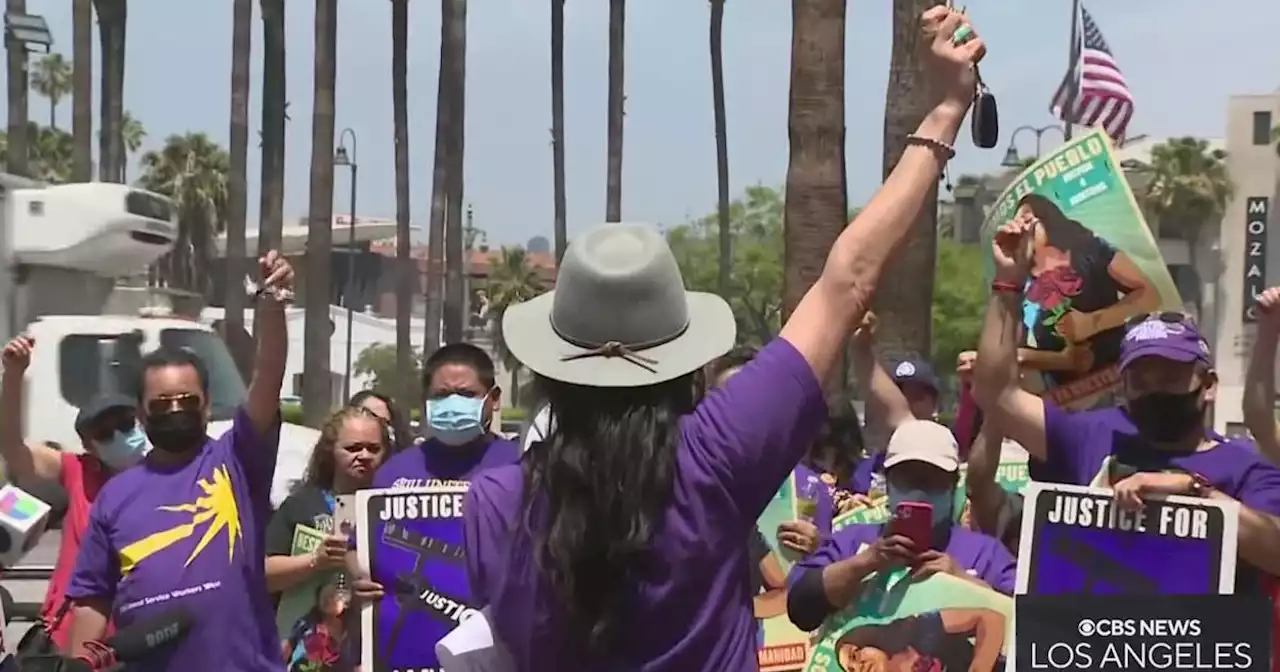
[1050,6,1134,142]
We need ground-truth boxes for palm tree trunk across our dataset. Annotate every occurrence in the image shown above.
[710,0,731,295]
[303,0,338,427]
[225,0,252,348]
[256,0,287,348]
[442,0,467,345]
[422,0,456,374]
[782,0,846,319]
[870,0,938,368]
[6,0,29,177]
[550,0,568,263]
[604,0,625,222]
[72,0,93,182]
[49,99,56,131]
[392,0,414,410]
[93,0,126,183]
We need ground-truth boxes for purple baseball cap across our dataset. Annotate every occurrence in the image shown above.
[1118,316,1212,371]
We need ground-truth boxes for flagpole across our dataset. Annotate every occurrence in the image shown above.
[1062,0,1081,141]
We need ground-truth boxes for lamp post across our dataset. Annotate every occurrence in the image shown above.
[1001,124,1065,168]
[4,9,51,177]
[334,128,358,401]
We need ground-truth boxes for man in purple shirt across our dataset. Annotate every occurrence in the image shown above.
[460,16,991,667]
[974,218,1280,590]
[65,252,294,672]
[786,420,1016,632]
[372,343,520,489]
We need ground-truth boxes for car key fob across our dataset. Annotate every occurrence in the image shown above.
[971,80,999,149]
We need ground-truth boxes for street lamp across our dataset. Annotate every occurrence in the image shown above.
[5,10,51,178]
[1001,124,1065,168]
[334,128,358,401]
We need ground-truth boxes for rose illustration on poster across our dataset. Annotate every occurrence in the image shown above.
[980,130,1183,409]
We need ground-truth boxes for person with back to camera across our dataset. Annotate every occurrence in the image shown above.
[65,251,295,672]
[0,334,150,653]
[457,9,986,668]
[973,214,1280,590]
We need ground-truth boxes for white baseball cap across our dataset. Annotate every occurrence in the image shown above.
[883,420,960,473]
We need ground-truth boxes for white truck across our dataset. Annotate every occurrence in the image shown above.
[0,173,315,507]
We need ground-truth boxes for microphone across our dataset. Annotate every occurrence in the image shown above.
[0,482,54,567]
[73,609,194,670]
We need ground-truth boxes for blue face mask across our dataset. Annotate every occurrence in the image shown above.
[97,426,150,469]
[427,394,486,446]
[887,484,955,530]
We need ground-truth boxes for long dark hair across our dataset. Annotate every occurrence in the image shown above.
[1018,193,1097,254]
[301,406,393,490]
[522,374,698,651]
[348,389,411,451]
[808,398,865,486]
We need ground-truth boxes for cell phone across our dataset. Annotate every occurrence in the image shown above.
[333,494,356,538]
[891,501,934,553]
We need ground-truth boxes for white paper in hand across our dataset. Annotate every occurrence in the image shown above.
[435,607,515,672]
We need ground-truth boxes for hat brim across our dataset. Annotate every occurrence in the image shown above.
[501,290,736,387]
[883,453,959,473]
[1118,346,1203,372]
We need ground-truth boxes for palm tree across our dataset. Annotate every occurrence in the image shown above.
[6,0,30,177]
[118,110,145,182]
[302,0,338,427]
[550,0,568,262]
[0,122,74,183]
[92,0,127,183]
[225,0,253,348]
[870,0,937,368]
[391,0,414,411]
[136,133,230,294]
[71,0,92,182]
[486,247,544,406]
[31,53,72,130]
[604,0,625,221]
[422,0,459,365]
[442,0,468,344]
[1140,137,1233,322]
[258,0,287,260]
[781,0,846,318]
[709,0,731,294]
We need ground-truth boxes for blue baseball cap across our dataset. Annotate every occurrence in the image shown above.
[1118,316,1212,371]
[889,357,939,392]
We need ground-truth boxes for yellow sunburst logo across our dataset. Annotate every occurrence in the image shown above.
[118,465,243,575]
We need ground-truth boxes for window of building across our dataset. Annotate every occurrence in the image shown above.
[1253,111,1273,146]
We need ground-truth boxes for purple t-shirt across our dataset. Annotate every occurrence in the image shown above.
[463,338,827,670]
[66,409,281,672]
[371,434,521,489]
[850,452,886,495]
[1041,402,1280,590]
[790,523,1017,595]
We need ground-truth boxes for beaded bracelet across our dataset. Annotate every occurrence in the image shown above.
[906,134,956,161]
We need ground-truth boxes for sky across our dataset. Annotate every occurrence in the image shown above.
[10,0,1280,247]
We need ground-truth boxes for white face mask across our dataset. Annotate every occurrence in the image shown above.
[97,425,151,469]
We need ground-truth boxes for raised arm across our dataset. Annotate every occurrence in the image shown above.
[1244,287,1280,464]
[0,336,62,486]
[972,219,1048,461]
[245,251,293,436]
[850,314,914,433]
[780,7,985,384]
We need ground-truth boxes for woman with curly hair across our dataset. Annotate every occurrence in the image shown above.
[264,406,393,669]
[348,389,412,452]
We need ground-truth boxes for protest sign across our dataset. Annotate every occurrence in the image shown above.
[803,566,1013,671]
[357,483,476,671]
[1015,482,1239,595]
[981,129,1182,409]
[275,523,331,637]
[754,474,811,671]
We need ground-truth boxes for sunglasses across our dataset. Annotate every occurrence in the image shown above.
[146,393,202,417]
[1123,311,1192,331]
[88,413,136,441]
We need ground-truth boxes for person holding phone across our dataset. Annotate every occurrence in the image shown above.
[784,421,1016,633]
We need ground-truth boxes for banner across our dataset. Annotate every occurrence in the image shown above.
[1015,482,1239,595]
[755,474,812,671]
[803,566,1013,671]
[357,484,476,671]
[275,523,331,638]
[980,129,1182,409]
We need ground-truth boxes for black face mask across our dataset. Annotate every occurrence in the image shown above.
[146,409,207,453]
[1125,388,1204,443]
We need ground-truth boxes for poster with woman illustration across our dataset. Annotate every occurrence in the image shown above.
[981,129,1182,408]
[802,569,1013,671]
[755,474,812,671]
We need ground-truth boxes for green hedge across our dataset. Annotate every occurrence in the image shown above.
[281,402,304,425]
[502,407,529,422]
